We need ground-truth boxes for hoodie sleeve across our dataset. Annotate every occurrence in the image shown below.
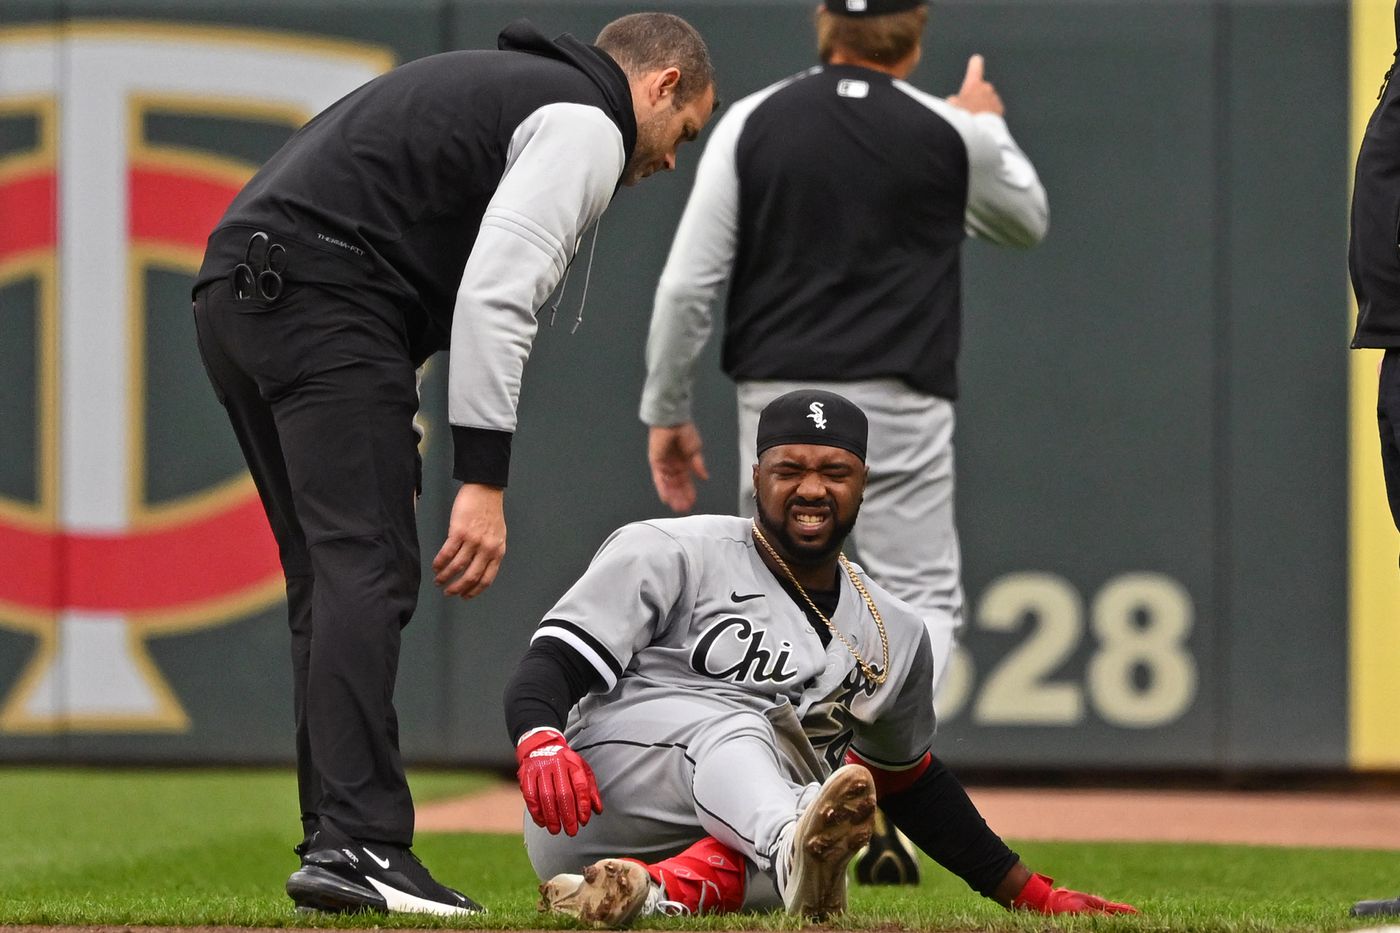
[958,111,1048,248]
[448,101,626,485]
[892,81,1048,249]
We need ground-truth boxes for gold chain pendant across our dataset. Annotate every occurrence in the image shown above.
[751,519,889,686]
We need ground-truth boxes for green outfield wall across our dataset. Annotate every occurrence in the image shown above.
[0,0,1388,773]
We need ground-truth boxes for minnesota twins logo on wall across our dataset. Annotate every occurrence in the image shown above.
[0,23,389,733]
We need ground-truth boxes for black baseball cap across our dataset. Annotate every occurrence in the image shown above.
[756,390,868,462]
[822,0,927,15]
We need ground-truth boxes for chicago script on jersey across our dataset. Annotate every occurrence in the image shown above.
[689,617,800,684]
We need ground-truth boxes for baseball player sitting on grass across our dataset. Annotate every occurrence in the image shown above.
[503,389,1137,924]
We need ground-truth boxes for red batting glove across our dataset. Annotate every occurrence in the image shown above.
[1012,872,1139,915]
[515,728,603,837]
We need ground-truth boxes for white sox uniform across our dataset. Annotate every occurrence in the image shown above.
[523,514,934,908]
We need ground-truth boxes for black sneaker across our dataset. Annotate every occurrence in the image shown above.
[286,823,484,917]
[292,833,316,861]
[854,810,921,886]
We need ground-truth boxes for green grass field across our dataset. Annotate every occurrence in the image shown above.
[2,767,1399,931]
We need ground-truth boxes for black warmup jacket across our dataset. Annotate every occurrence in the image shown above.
[639,65,1046,428]
[726,66,973,399]
[1351,3,1400,349]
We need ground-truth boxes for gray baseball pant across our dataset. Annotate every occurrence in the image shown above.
[523,703,826,910]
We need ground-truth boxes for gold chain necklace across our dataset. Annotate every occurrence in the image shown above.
[751,519,889,686]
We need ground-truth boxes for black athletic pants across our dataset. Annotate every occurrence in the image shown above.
[193,272,421,846]
[1382,349,1400,538]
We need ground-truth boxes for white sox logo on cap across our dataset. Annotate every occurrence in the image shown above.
[824,0,926,16]
[756,389,865,459]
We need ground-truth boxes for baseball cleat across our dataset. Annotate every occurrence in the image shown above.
[539,858,686,927]
[286,821,483,917]
[1352,895,1400,917]
[854,809,921,886]
[778,763,877,919]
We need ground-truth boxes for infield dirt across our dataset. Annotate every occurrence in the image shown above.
[417,781,1400,850]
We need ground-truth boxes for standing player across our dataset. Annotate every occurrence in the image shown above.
[1349,2,1400,917]
[637,0,1047,884]
[505,390,1136,924]
[191,14,716,916]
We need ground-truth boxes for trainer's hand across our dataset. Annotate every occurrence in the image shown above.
[649,423,709,513]
[1011,872,1138,915]
[515,728,603,837]
[947,54,1004,116]
[432,483,506,599]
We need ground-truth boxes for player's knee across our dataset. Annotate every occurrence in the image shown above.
[523,824,578,880]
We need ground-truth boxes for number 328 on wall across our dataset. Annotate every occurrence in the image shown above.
[937,572,1196,728]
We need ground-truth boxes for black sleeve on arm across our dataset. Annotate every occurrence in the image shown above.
[503,637,605,743]
[452,425,512,486]
[880,754,1020,899]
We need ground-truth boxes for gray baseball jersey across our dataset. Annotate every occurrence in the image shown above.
[535,514,934,769]
[525,514,935,899]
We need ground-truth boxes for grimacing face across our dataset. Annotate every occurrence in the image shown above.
[623,83,716,186]
[753,443,867,568]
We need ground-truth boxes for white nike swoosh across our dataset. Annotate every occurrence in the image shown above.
[363,847,391,870]
[365,877,483,916]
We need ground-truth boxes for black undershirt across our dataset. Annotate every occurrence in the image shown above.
[776,576,838,649]
[504,637,601,743]
[882,757,1020,898]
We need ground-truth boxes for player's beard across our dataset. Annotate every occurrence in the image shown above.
[753,492,861,567]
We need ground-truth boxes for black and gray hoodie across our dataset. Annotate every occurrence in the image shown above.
[197,21,637,484]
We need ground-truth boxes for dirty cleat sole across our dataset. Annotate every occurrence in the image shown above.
[784,763,877,919]
[539,858,653,927]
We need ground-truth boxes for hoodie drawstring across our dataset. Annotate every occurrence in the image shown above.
[571,217,601,334]
[548,216,602,334]
[547,262,573,327]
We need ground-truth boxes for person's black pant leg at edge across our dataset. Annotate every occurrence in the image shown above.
[192,271,478,915]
